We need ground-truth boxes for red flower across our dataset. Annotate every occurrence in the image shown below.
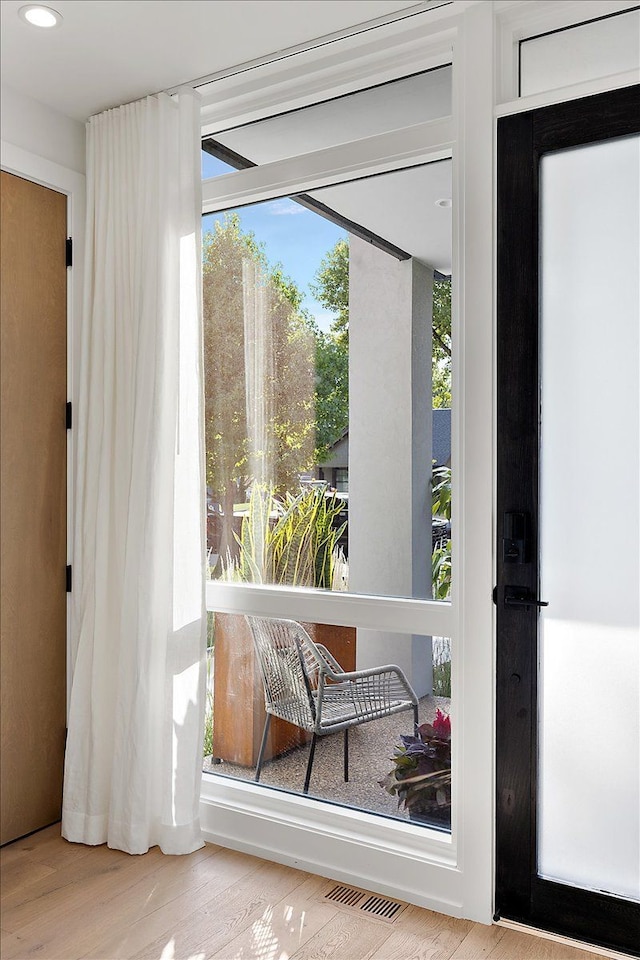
[432,709,451,738]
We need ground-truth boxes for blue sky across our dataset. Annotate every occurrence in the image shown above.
[202,151,345,332]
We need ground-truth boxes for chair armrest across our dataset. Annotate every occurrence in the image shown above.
[319,662,418,703]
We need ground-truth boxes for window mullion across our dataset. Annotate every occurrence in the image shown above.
[207,581,455,639]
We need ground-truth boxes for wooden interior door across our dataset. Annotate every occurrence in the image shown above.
[1,171,68,845]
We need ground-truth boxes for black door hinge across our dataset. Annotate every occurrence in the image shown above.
[66,565,72,593]
[66,401,72,429]
[66,237,73,267]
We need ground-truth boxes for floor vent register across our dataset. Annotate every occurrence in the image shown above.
[323,883,407,923]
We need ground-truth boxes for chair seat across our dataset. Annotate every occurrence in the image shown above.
[315,690,415,730]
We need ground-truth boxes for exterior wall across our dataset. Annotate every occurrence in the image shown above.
[348,236,433,693]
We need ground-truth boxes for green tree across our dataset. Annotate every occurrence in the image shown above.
[310,239,349,345]
[432,278,452,409]
[203,214,316,560]
[309,239,350,462]
[312,326,349,460]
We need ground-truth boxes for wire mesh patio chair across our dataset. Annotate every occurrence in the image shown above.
[246,616,419,794]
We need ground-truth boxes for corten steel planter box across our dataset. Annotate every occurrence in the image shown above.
[212,613,356,768]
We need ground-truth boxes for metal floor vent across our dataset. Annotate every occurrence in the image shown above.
[324,884,406,924]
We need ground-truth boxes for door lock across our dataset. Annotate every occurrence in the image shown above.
[503,511,529,564]
[503,586,548,608]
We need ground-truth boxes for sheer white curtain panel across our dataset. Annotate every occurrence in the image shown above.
[62,91,206,855]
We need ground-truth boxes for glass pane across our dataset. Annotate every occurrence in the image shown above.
[201,150,238,179]
[538,136,640,900]
[203,162,452,604]
[203,67,452,175]
[519,10,640,98]
[204,617,452,833]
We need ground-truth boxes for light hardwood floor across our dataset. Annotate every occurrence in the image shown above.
[0,824,612,960]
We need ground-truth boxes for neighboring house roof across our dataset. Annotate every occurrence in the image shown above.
[319,408,451,470]
[319,431,349,470]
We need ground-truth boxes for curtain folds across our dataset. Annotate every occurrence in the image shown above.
[62,91,206,855]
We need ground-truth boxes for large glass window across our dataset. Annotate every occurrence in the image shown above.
[202,67,452,175]
[202,166,454,830]
[204,617,452,832]
[201,65,455,836]
[202,163,452,603]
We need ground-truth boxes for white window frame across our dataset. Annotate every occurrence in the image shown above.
[199,0,495,925]
[199,0,638,926]
[495,0,640,111]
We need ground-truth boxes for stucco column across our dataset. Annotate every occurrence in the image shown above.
[348,236,433,696]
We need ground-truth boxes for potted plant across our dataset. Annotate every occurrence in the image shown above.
[380,709,451,828]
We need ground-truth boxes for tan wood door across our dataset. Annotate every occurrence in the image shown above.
[1,171,68,845]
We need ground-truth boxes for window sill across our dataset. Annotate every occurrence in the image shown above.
[200,772,463,916]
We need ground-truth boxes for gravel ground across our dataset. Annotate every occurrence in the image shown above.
[203,695,450,826]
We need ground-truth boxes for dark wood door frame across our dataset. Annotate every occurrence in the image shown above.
[495,84,640,956]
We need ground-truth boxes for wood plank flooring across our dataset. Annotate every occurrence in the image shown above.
[0,824,613,960]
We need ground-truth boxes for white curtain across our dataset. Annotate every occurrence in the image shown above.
[62,91,206,855]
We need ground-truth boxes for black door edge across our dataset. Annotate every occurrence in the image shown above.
[495,83,640,957]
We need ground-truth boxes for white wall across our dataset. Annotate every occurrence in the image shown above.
[1,84,85,174]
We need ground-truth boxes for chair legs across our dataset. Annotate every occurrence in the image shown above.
[261,706,418,793]
[255,713,271,782]
[304,728,348,792]
[303,733,318,794]
[343,727,349,782]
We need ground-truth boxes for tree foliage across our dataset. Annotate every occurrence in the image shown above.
[312,325,349,460]
[203,214,316,557]
[203,219,452,563]
[310,238,349,345]
[432,278,451,409]
[309,239,350,461]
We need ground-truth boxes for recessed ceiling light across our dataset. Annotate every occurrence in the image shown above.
[18,4,63,28]
[435,198,452,208]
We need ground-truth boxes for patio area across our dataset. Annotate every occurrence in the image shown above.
[203,694,451,827]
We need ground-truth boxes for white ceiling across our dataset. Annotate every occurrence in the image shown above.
[0,0,417,122]
[1,0,452,269]
[307,162,452,273]
[212,68,453,270]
